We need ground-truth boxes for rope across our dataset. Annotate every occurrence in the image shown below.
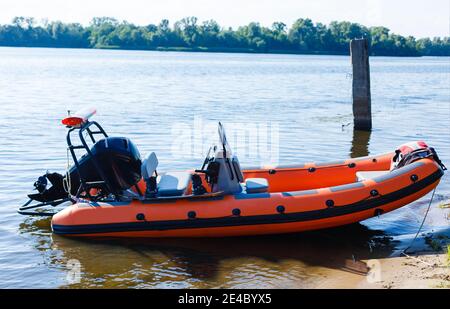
[401,187,437,264]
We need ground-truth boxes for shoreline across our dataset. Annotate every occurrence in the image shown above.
[0,44,442,58]
[316,230,450,289]
[362,252,449,289]
[319,200,450,289]
[314,251,449,289]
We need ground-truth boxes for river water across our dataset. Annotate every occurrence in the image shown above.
[0,47,448,288]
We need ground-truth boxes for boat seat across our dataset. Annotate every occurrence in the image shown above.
[141,152,158,179]
[157,171,192,197]
[356,170,390,182]
[245,178,269,194]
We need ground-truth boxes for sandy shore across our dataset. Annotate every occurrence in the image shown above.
[315,251,449,289]
[359,204,450,289]
[314,200,450,289]
[359,252,449,289]
[314,230,449,289]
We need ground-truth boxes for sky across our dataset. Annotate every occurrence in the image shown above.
[0,0,449,38]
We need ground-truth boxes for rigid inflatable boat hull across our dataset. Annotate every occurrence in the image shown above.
[51,154,444,238]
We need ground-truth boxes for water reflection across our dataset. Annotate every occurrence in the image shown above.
[19,218,395,288]
[350,129,371,158]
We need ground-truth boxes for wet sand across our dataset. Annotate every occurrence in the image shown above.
[316,231,450,289]
[316,253,449,289]
[308,199,450,289]
[362,252,449,289]
[359,203,450,289]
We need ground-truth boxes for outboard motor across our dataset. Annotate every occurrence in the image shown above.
[71,137,142,195]
[28,172,67,203]
[29,137,141,202]
[22,109,144,215]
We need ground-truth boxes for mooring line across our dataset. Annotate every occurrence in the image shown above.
[401,187,437,267]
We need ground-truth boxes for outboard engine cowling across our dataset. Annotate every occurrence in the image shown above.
[28,137,142,203]
[72,137,142,195]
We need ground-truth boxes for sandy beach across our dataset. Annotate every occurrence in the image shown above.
[315,249,449,289]
[316,202,450,289]
[363,203,450,289]
[362,252,449,289]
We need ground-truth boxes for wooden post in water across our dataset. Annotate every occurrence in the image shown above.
[350,38,372,131]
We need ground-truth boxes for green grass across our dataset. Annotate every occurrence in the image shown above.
[438,202,450,209]
[447,245,450,266]
[425,236,443,251]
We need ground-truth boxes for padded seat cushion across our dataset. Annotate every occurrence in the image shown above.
[356,170,390,182]
[157,171,191,196]
[245,178,269,193]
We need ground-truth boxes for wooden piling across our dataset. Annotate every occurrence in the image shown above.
[350,38,372,131]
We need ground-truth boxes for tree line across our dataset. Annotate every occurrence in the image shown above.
[0,16,448,56]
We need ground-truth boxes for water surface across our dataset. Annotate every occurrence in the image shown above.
[0,47,448,288]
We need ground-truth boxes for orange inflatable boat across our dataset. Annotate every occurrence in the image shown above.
[20,109,446,238]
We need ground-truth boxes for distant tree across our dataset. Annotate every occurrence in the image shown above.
[198,20,220,47]
[289,18,317,51]
[174,17,199,46]
[0,16,448,56]
[88,17,120,47]
[90,17,119,27]
[12,16,35,29]
[235,22,270,51]
[272,22,286,34]
[269,22,289,50]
